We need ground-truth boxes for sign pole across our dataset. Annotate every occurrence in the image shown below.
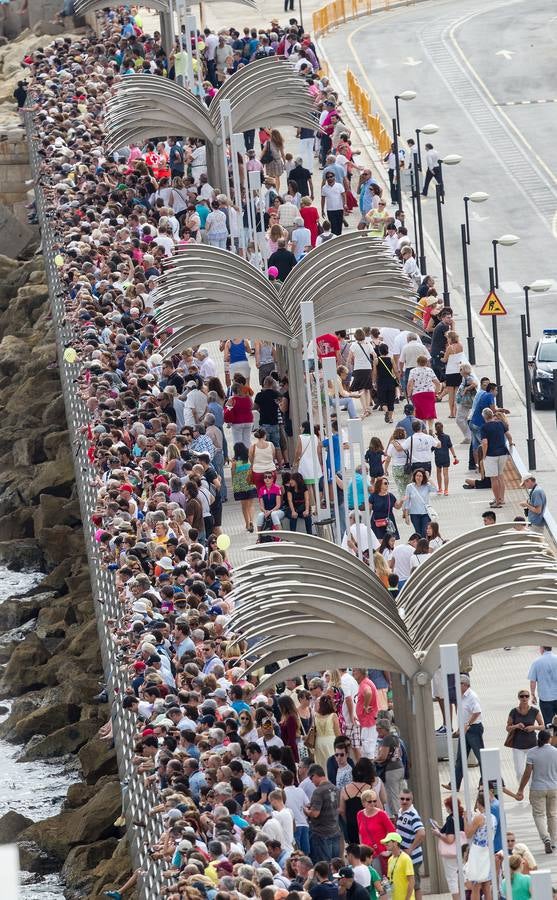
[488,267,503,406]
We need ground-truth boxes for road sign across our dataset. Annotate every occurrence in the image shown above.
[479,290,507,316]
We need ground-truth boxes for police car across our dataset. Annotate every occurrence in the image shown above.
[529,329,557,408]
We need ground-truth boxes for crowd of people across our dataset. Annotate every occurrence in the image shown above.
[21,2,553,898]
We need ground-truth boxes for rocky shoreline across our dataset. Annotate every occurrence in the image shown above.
[0,252,134,897]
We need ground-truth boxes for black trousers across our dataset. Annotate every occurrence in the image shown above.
[422,165,443,197]
[328,209,343,235]
[454,723,484,789]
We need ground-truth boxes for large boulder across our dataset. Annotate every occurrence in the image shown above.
[62,837,119,892]
[0,506,34,540]
[0,631,49,697]
[33,494,81,532]
[0,334,28,374]
[12,702,80,742]
[26,453,75,502]
[19,718,100,761]
[0,810,33,844]
[19,780,122,861]
[36,524,84,568]
[0,537,44,571]
[0,591,54,631]
[78,734,118,784]
[43,429,70,460]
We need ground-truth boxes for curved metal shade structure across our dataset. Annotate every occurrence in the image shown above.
[104,58,315,154]
[228,532,418,686]
[400,523,557,671]
[228,526,557,687]
[75,0,257,13]
[75,0,170,12]
[153,232,419,352]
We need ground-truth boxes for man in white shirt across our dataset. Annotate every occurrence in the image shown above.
[341,513,379,557]
[398,422,440,473]
[270,789,296,849]
[291,217,312,260]
[391,534,420,589]
[443,674,484,790]
[377,326,400,355]
[198,173,215,201]
[422,142,442,197]
[321,171,346,235]
[384,223,398,254]
[282,770,310,854]
[197,348,216,380]
[339,668,359,736]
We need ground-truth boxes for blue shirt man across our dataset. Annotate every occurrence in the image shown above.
[359,175,379,216]
[529,647,557,712]
[522,474,546,528]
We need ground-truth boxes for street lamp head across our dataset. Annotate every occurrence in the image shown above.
[419,123,438,134]
[528,279,553,293]
[441,154,462,166]
[397,90,417,101]
[496,234,520,247]
[468,191,489,203]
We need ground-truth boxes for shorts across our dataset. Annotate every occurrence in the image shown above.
[413,865,422,891]
[445,373,462,388]
[262,423,281,448]
[483,454,508,477]
[345,719,361,747]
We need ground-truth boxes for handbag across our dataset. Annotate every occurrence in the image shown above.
[260,141,273,165]
[304,723,316,750]
[403,437,413,476]
[504,709,517,747]
[373,495,391,530]
[437,832,467,857]
[426,504,438,521]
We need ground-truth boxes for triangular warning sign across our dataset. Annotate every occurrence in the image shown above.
[479,290,507,316]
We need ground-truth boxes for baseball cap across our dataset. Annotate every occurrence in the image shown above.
[334,867,354,879]
[380,833,403,845]
[209,688,228,700]
[520,473,535,484]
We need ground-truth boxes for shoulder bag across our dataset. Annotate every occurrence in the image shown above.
[403,436,413,476]
[378,355,399,386]
[504,708,516,748]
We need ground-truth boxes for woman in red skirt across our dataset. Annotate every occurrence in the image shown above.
[407,354,442,432]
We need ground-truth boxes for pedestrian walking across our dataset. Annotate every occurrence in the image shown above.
[321,171,346,235]
[516,729,557,854]
[442,674,484,791]
[505,689,544,782]
[396,790,425,900]
[304,764,342,863]
[529,646,557,725]
[421,142,442,197]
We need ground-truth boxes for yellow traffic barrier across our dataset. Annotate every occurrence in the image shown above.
[314,0,414,36]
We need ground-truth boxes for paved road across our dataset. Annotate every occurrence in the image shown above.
[323,0,557,429]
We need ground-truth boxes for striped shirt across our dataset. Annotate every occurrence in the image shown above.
[396,805,424,866]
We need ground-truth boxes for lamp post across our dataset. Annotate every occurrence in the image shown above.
[415,123,438,172]
[463,191,489,245]
[394,90,416,136]
[434,154,461,303]
[521,313,536,471]
[489,266,504,407]
[460,223,475,364]
[391,92,415,213]
[412,124,438,273]
[523,279,552,338]
[491,233,519,289]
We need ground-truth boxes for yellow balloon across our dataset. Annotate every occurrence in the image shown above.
[54,254,64,267]
[63,347,78,364]
[216,534,231,551]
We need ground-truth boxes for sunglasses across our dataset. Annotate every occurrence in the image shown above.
[364,799,376,804]
[518,693,529,699]
[334,751,346,757]
[400,797,412,802]
[263,476,274,480]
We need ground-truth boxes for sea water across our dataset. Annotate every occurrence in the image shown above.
[0,567,74,898]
